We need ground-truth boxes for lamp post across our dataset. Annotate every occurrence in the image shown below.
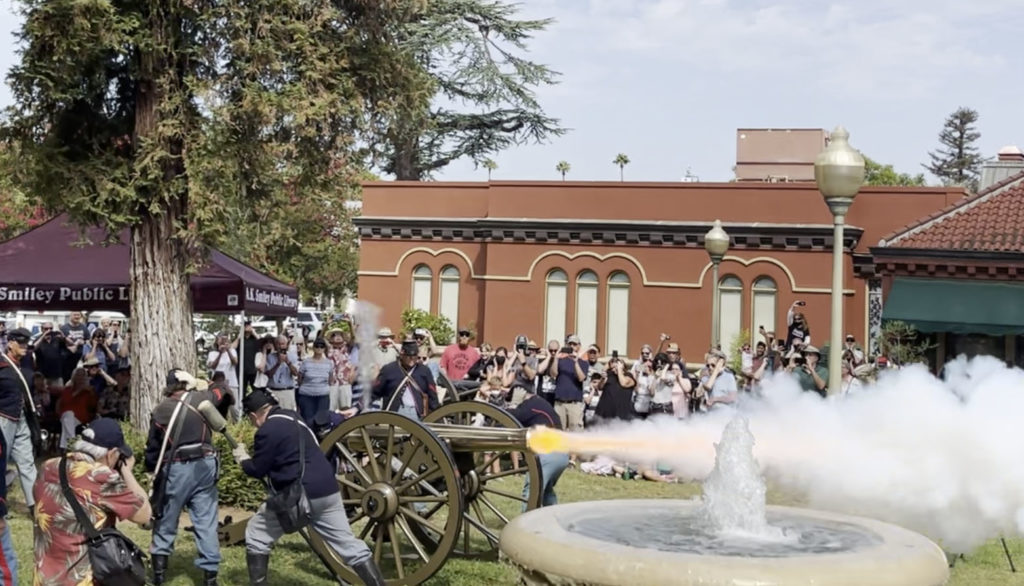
[704,219,730,349]
[814,126,865,396]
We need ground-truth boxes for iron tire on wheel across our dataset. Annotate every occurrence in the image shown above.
[423,401,542,559]
[316,411,464,585]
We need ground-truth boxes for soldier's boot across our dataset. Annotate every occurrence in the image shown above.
[246,552,270,586]
[352,559,386,586]
[152,554,169,586]
[203,569,219,586]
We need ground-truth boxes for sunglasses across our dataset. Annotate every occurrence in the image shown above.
[458,332,471,337]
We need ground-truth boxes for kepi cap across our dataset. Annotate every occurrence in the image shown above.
[6,328,31,343]
[243,388,278,414]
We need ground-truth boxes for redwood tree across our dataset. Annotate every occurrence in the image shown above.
[5,0,405,430]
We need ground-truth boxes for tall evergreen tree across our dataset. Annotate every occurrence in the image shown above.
[378,0,564,180]
[924,107,983,191]
[4,0,409,429]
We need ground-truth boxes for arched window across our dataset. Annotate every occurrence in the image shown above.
[719,275,743,351]
[575,271,599,346]
[439,265,460,331]
[545,269,568,345]
[411,264,432,312]
[752,276,777,340]
[606,272,631,355]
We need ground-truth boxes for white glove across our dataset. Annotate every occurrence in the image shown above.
[232,444,251,464]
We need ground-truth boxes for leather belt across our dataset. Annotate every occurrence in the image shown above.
[173,443,215,462]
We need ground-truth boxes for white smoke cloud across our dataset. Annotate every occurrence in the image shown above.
[577,355,1024,553]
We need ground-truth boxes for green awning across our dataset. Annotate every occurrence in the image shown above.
[883,277,1024,335]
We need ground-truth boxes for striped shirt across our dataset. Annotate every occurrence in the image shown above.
[298,357,333,397]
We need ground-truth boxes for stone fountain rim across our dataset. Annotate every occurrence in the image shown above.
[498,499,950,586]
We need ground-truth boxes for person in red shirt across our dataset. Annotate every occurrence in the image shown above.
[439,328,480,384]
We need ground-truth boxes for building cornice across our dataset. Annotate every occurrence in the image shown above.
[353,216,864,252]
[854,247,1024,280]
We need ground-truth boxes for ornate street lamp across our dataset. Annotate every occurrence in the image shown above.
[814,126,865,396]
[704,219,730,349]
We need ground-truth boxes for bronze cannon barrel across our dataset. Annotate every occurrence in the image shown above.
[426,423,531,452]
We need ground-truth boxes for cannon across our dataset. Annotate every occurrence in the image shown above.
[219,400,543,586]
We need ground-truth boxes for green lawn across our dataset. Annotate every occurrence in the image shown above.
[5,469,1023,585]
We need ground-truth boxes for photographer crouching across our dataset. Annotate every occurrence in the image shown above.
[32,418,151,584]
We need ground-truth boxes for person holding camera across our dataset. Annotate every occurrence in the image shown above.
[33,417,151,585]
[265,335,300,411]
[701,349,738,410]
[785,301,811,351]
[144,369,231,585]
[551,334,589,434]
[593,354,636,423]
[786,345,828,397]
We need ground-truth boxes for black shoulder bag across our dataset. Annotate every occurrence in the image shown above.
[264,415,313,533]
[58,454,147,586]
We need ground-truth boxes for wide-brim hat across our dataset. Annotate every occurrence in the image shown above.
[802,345,822,356]
[666,342,680,353]
[82,357,101,367]
[377,327,394,338]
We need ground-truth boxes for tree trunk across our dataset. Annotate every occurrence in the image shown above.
[128,4,194,433]
[129,212,195,432]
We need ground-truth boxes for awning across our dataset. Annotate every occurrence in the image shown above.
[883,277,1024,335]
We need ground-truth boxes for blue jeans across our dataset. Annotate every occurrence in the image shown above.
[151,455,222,571]
[0,522,16,586]
[522,452,570,511]
[297,393,330,426]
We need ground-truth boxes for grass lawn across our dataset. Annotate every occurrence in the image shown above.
[5,469,1024,585]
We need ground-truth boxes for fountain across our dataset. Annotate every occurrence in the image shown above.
[503,418,950,585]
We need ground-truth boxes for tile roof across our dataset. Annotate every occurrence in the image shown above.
[883,171,1024,252]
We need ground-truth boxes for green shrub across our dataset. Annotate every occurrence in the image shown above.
[401,307,455,344]
[120,419,266,511]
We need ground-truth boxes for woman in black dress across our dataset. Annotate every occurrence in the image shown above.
[594,356,637,423]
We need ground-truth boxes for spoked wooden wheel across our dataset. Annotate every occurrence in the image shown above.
[316,412,464,585]
[423,401,542,559]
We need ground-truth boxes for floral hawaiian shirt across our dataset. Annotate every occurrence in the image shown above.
[33,452,144,586]
[328,345,352,385]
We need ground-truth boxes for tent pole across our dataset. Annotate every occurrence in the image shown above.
[238,310,245,403]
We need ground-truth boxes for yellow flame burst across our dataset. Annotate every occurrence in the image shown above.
[527,426,570,455]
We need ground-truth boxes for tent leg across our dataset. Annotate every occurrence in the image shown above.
[238,310,246,405]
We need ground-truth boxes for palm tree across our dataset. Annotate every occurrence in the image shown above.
[482,158,497,180]
[613,153,630,181]
[556,160,571,181]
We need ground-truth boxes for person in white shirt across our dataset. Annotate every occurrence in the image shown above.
[207,335,239,417]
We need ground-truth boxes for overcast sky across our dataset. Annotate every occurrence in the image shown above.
[0,1,1019,183]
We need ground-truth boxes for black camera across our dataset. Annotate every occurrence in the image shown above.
[793,356,806,366]
[611,350,619,359]
[515,334,527,352]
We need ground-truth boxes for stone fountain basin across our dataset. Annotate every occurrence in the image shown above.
[499,500,949,586]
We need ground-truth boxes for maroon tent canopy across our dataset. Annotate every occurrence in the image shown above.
[0,214,298,316]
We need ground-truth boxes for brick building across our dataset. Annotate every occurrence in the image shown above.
[355,180,962,364]
[857,148,1024,368]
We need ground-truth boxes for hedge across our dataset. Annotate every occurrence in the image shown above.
[120,420,267,511]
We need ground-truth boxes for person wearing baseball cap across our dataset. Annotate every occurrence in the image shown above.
[552,334,589,437]
[32,417,151,585]
[235,388,384,585]
[0,327,39,517]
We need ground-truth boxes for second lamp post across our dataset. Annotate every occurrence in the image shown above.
[705,219,730,350]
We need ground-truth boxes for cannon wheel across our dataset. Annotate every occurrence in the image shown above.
[422,401,543,559]
[315,412,464,585]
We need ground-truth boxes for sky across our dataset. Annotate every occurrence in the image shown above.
[0,1,1019,183]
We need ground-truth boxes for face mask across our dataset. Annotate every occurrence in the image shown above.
[495,356,507,366]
